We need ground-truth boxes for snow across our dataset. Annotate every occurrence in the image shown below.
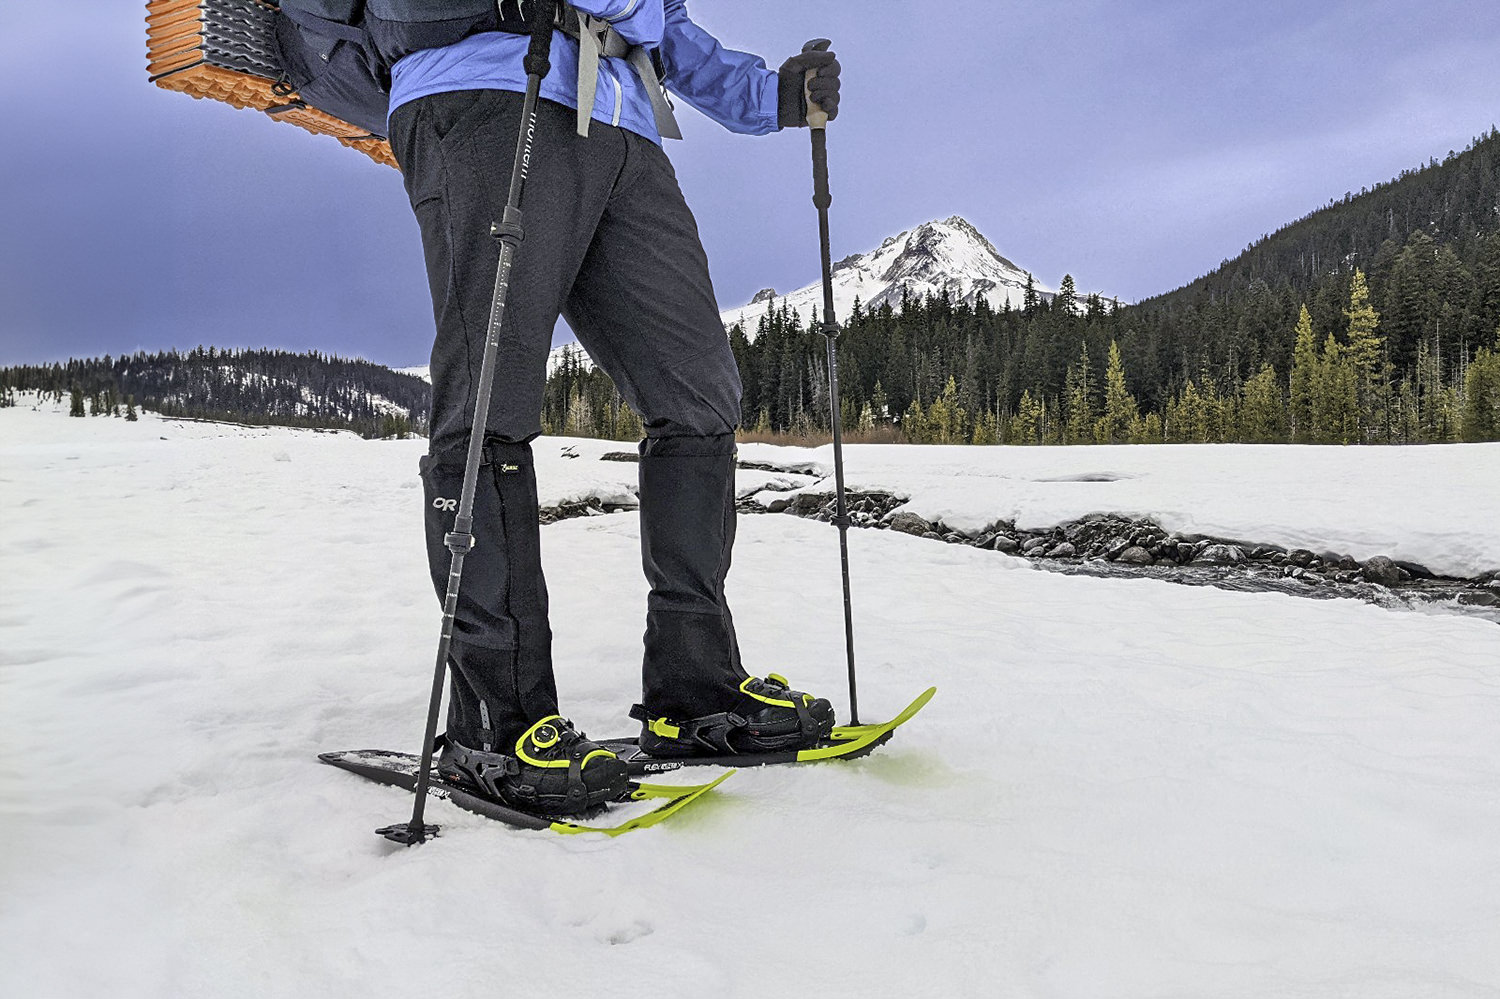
[4,399,1499,998]
[737,441,1500,579]
[719,216,1065,332]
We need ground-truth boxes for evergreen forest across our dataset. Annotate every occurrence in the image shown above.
[0,347,428,439]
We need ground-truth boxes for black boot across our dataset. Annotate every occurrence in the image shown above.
[633,674,836,758]
[421,439,556,750]
[440,716,630,816]
[637,433,748,721]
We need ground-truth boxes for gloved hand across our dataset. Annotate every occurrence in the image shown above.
[777,39,841,128]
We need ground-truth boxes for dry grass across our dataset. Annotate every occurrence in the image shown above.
[736,426,907,447]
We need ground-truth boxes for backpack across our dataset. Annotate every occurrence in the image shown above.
[273,1,503,139]
[273,1,679,142]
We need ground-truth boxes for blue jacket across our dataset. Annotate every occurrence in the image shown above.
[388,0,781,142]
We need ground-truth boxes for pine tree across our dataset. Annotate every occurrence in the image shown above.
[1470,233,1500,342]
[1393,377,1421,443]
[926,377,963,443]
[971,410,1000,445]
[944,377,968,442]
[1213,382,1237,443]
[1239,363,1285,443]
[1289,306,1318,442]
[616,401,644,441]
[1460,331,1500,442]
[1343,269,1385,440]
[1316,335,1360,444]
[1055,274,1078,316]
[901,399,928,444]
[1022,273,1039,313]
[564,384,594,438]
[1008,390,1044,444]
[1166,381,1213,443]
[1094,341,1139,444]
[69,386,84,418]
[869,380,890,423]
[1411,338,1460,442]
[1062,344,1096,444]
[1131,412,1164,444]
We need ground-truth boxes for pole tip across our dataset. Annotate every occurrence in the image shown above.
[376,822,441,846]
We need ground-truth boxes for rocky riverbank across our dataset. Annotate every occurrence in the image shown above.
[580,450,1499,621]
[748,489,1500,622]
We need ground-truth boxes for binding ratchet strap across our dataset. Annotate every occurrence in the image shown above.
[631,704,746,754]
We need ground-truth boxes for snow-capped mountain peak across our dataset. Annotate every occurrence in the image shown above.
[720,216,1055,332]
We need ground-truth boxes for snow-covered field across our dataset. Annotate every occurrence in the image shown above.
[4,399,1499,998]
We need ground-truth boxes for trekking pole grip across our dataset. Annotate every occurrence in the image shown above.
[804,68,829,130]
[524,0,558,78]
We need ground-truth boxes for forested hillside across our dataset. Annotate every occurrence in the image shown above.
[0,348,429,439]
[678,128,1500,445]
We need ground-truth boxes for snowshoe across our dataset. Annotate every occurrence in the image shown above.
[632,674,835,758]
[439,715,629,816]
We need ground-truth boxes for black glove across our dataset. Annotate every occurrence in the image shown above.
[777,38,841,128]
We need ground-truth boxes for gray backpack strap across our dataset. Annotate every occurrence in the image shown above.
[565,7,682,140]
[573,11,609,137]
[628,45,681,140]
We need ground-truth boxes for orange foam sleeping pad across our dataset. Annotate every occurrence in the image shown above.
[145,0,397,169]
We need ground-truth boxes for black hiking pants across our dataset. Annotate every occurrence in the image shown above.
[390,89,748,750]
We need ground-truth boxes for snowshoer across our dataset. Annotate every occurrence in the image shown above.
[381,2,842,815]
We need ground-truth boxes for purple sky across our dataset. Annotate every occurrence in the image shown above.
[2,0,1498,368]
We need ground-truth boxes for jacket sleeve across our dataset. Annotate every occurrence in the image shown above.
[568,0,664,47]
[657,0,780,135]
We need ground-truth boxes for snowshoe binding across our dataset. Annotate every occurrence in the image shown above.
[439,715,630,817]
[632,674,836,758]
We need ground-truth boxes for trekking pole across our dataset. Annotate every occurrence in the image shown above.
[806,70,860,726]
[376,0,558,847]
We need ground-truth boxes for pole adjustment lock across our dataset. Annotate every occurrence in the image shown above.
[490,220,525,242]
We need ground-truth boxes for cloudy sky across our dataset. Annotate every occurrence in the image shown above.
[2,0,1497,368]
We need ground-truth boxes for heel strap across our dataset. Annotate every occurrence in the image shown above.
[631,704,748,754]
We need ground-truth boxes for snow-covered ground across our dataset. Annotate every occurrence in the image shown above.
[4,399,1499,998]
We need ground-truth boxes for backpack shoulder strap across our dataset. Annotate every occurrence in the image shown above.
[278,2,369,45]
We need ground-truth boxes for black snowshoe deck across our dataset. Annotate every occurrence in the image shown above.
[318,749,731,836]
[598,686,937,775]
